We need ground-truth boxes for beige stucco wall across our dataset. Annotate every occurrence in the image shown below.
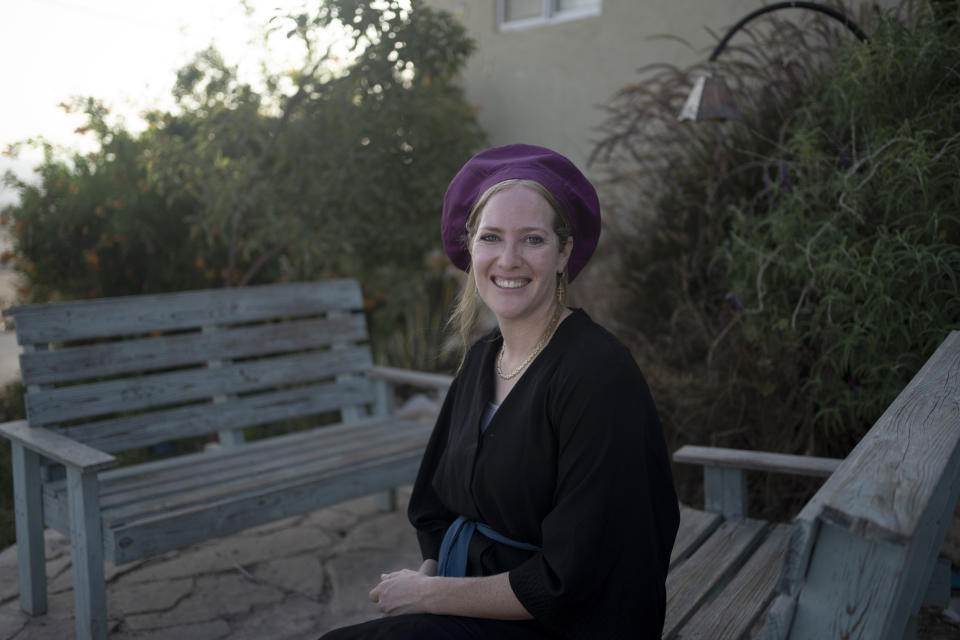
[425,0,890,178]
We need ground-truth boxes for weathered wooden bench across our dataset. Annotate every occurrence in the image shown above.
[665,330,960,639]
[0,279,448,640]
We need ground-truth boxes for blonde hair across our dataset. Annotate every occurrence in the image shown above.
[448,179,572,368]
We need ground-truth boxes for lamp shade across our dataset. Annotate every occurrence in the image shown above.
[678,73,742,122]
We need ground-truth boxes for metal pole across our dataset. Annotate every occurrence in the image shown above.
[708,1,869,62]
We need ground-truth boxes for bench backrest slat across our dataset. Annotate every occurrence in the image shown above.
[26,346,372,425]
[6,280,376,453]
[56,380,377,453]
[18,314,367,386]
[4,280,362,345]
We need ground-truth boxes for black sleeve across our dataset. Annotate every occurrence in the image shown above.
[507,356,679,639]
[406,375,460,561]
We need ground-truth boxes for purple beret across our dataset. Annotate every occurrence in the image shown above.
[441,144,601,282]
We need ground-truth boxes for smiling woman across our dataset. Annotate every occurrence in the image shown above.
[319,144,680,640]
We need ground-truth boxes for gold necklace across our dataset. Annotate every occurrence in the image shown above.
[496,305,563,381]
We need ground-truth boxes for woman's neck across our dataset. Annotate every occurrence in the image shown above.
[498,303,566,362]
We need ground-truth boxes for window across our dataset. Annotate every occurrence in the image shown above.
[498,0,601,30]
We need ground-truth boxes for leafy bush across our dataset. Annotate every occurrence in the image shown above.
[1,101,225,303]
[0,381,26,550]
[592,1,960,515]
[2,1,485,372]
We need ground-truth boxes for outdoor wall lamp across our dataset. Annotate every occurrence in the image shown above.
[678,1,869,122]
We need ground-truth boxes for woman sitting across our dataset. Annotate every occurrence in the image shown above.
[322,144,679,639]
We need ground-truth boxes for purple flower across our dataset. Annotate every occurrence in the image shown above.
[724,292,745,313]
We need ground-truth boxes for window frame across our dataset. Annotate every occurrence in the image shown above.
[497,0,601,32]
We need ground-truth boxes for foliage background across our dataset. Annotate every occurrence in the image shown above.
[2,0,484,372]
[2,0,959,549]
[0,0,483,550]
[590,0,960,514]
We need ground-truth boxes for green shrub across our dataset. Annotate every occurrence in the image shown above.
[593,2,960,515]
[0,381,26,550]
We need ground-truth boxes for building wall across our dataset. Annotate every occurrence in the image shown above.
[425,0,888,177]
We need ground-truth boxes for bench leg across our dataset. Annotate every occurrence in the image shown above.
[704,466,748,518]
[374,488,398,512]
[11,442,47,615]
[66,466,107,640]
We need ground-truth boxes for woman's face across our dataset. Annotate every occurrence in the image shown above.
[471,185,572,326]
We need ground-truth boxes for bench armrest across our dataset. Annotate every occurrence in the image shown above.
[369,366,453,392]
[673,445,841,478]
[0,420,117,471]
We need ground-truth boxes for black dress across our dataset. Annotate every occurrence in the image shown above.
[321,309,679,639]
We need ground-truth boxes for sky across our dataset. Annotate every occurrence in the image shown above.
[0,0,314,207]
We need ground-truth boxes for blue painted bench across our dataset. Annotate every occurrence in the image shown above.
[667,330,960,639]
[0,279,450,639]
[4,278,954,639]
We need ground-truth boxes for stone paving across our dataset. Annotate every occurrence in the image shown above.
[0,488,420,639]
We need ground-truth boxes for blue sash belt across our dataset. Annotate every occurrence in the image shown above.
[437,515,541,577]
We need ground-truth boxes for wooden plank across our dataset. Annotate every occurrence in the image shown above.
[670,505,722,569]
[923,557,951,609]
[95,424,426,510]
[0,420,116,470]
[788,520,907,640]
[369,366,454,392]
[664,518,768,638]
[10,442,47,615]
[66,466,107,640]
[678,524,792,639]
[757,594,796,640]
[36,418,416,534]
[40,418,429,536]
[674,445,840,478]
[5,279,364,344]
[58,379,377,452]
[818,330,960,545]
[372,378,396,417]
[99,426,429,524]
[26,346,372,424]
[104,449,424,563]
[889,459,960,637]
[93,416,396,484]
[704,467,748,518]
[203,325,245,448]
[19,313,368,385]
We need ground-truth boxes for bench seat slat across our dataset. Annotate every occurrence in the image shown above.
[20,314,368,386]
[94,420,402,496]
[99,431,428,524]
[103,448,424,564]
[678,524,792,639]
[95,426,419,509]
[4,280,364,344]
[28,346,372,425]
[664,518,767,638]
[670,505,722,570]
[40,418,430,531]
[56,380,377,452]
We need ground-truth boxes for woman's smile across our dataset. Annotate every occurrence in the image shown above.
[492,277,531,289]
